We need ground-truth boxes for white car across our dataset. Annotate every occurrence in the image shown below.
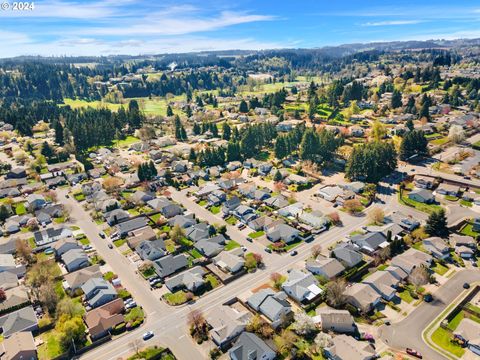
[143,331,154,340]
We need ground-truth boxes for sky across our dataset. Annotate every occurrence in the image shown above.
[1,0,480,57]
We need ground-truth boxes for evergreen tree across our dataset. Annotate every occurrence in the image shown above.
[166,105,174,117]
[0,205,9,222]
[185,105,192,118]
[189,148,197,162]
[273,170,283,182]
[41,141,54,159]
[54,122,64,146]
[405,96,416,114]
[299,129,319,162]
[239,100,248,113]
[425,209,448,238]
[222,123,231,141]
[406,118,414,132]
[193,122,201,135]
[275,136,288,159]
[210,123,219,137]
[399,130,428,161]
[391,89,402,109]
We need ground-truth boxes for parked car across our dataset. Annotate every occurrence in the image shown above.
[463,283,470,289]
[424,293,433,303]
[264,247,272,253]
[98,231,106,239]
[108,243,113,249]
[65,194,70,198]
[406,348,422,358]
[246,237,253,242]
[44,248,54,255]
[143,331,154,341]
[237,223,246,230]
[290,250,298,256]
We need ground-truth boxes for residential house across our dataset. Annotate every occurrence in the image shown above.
[233,205,257,224]
[6,168,26,180]
[436,183,460,197]
[422,237,450,260]
[195,235,226,258]
[264,195,289,209]
[306,257,345,279]
[453,318,480,355]
[390,248,433,274]
[115,217,148,238]
[278,202,303,218]
[136,240,166,261]
[0,307,38,337]
[315,307,356,334]
[207,306,251,349]
[384,266,409,282]
[362,271,400,301]
[185,223,210,242]
[165,267,206,292]
[153,254,188,279]
[351,232,388,254]
[229,332,276,360]
[0,286,30,313]
[81,278,118,309]
[248,216,275,232]
[474,217,480,232]
[0,254,16,273]
[26,194,46,211]
[52,238,81,257]
[408,189,434,204]
[197,183,221,198]
[33,227,73,247]
[414,176,434,189]
[63,265,102,295]
[385,211,420,232]
[281,269,323,304]
[340,182,365,194]
[344,283,382,313]
[104,209,130,226]
[266,224,299,244]
[317,186,344,202]
[1,331,37,360]
[0,271,18,290]
[208,190,227,206]
[168,214,195,229]
[331,243,363,269]
[127,226,157,249]
[221,196,241,215]
[298,211,329,230]
[213,249,245,274]
[247,289,293,328]
[324,334,377,360]
[84,298,125,340]
[62,249,90,272]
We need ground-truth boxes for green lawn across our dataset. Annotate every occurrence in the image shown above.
[431,327,465,357]
[225,240,241,251]
[198,200,207,207]
[112,135,140,148]
[63,98,124,111]
[432,262,449,276]
[206,274,220,289]
[284,238,303,251]
[460,199,473,207]
[73,192,85,202]
[189,248,203,259]
[164,291,188,305]
[398,191,444,214]
[447,311,464,331]
[15,202,26,215]
[37,330,63,360]
[430,137,450,146]
[113,239,126,247]
[444,195,459,201]
[210,205,221,214]
[150,213,162,223]
[248,230,265,239]
[53,217,65,224]
[27,237,36,249]
[225,216,237,225]
[459,222,479,238]
[398,289,414,304]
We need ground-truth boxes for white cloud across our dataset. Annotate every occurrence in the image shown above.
[362,20,423,27]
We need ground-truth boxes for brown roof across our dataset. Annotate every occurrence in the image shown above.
[127,226,156,249]
[84,298,124,338]
[2,331,36,360]
[63,264,102,291]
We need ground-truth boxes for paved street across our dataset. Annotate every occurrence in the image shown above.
[379,270,480,360]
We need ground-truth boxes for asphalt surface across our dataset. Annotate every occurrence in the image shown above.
[379,270,480,360]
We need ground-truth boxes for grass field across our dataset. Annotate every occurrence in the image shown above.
[63,98,124,111]
[431,327,465,357]
[398,191,444,214]
[225,240,241,250]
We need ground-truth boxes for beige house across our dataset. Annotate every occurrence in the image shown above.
[1,331,37,360]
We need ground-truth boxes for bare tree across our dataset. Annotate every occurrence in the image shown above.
[188,309,208,340]
[325,278,347,308]
[15,239,34,265]
[374,247,391,266]
[311,244,322,259]
[274,329,298,357]
[343,199,363,214]
[170,224,186,244]
[409,266,429,289]
[293,312,317,336]
[270,273,283,290]
[368,207,385,225]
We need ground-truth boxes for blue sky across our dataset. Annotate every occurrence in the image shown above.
[1,0,480,57]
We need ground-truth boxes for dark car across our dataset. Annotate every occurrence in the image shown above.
[98,232,106,239]
[246,237,253,243]
[290,250,298,256]
[406,348,422,358]
[65,194,70,198]
[142,331,154,341]
[463,283,470,289]
[108,243,113,249]
[424,293,433,303]
[264,247,272,253]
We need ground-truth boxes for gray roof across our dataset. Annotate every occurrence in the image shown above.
[282,269,322,302]
[186,223,210,242]
[332,243,363,268]
[81,277,116,300]
[229,332,275,360]
[116,217,148,235]
[165,267,206,292]
[61,248,89,271]
[136,240,166,261]
[168,214,195,229]
[153,254,188,278]
[247,289,291,322]
[0,306,37,337]
[306,257,345,279]
[351,232,387,252]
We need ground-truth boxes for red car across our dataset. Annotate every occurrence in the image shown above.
[406,348,422,358]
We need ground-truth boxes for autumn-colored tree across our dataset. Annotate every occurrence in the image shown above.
[369,207,385,225]
[0,288,6,302]
[325,278,346,308]
[103,176,124,194]
[328,212,341,225]
[15,239,34,264]
[343,198,363,214]
[311,244,322,259]
[270,273,284,290]
[170,224,186,244]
